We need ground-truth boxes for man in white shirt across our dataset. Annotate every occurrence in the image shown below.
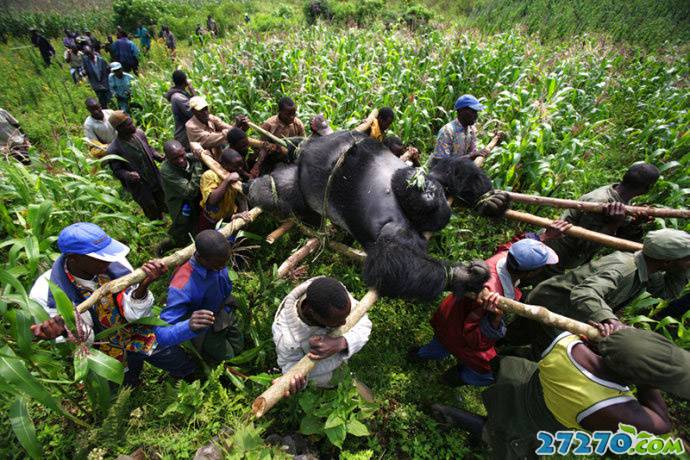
[272,277,372,391]
[83,98,116,157]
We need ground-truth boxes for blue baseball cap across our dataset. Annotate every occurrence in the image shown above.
[454,94,485,111]
[57,222,129,262]
[508,238,558,271]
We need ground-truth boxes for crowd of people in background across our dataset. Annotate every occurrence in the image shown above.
[9,19,690,458]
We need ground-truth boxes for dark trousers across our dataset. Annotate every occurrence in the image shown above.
[94,89,112,109]
[129,182,167,220]
[40,51,52,66]
[125,345,197,386]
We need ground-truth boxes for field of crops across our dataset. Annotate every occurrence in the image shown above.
[1,3,689,458]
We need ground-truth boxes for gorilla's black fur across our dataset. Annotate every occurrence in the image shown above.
[248,131,509,301]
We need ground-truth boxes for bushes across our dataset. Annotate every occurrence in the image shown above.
[466,0,690,48]
[305,1,334,25]
[112,0,167,30]
[0,11,113,40]
[303,1,433,29]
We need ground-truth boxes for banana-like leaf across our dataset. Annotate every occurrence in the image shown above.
[48,282,76,332]
[9,397,42,460]
[86,348,124,385]
[73,353,88,382]
[0,345,60,412]
[11,310,33,356]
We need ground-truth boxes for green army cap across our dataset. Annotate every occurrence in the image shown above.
[599,327,690,400]
[642,229,690,260]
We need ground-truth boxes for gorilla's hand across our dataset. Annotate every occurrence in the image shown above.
[448,260,490,298]
[475,190,511,218]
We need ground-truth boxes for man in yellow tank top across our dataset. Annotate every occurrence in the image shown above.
[430,326,690,459]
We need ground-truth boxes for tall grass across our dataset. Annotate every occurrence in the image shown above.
[464,0,690,49]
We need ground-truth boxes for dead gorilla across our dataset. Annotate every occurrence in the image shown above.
[248,131,510,300]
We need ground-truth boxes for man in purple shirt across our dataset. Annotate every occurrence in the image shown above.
[155,230,244,364]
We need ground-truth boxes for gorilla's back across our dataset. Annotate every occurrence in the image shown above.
[297,131,411,245]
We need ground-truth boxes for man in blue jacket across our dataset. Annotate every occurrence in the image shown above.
[155,229,244,363]
[110,30,139,74]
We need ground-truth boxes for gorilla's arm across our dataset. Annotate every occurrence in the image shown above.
[429,156,509,217]
[363,222,489,301]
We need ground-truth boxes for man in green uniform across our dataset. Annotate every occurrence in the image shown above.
[158,140,204,255]
[527,228,690,349]
[539,162,660,281]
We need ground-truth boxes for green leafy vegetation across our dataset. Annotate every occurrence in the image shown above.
[463,0,690,48]
[1,0,689,457]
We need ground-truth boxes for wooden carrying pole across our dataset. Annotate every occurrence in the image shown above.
[247,121,288,148]
[353,109,379,133]
[505,191,690,219]
[74,208,263,314]
[296,223,367,263]
[472,131,505,168]
[468,137,642,252]
[277,238,320,278]
[467,291,601,342]
[505,209,642,252]
[266,221,295,244]
[247,137,288,156]
[252,289,379,417]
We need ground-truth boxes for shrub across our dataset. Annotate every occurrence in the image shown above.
[304,0,334,25]
[403,4,433,29]
[113,0,167,30]
[0,11,113,39]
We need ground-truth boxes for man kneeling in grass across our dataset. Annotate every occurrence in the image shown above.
[272,277,372,395]
[155,230,244,365]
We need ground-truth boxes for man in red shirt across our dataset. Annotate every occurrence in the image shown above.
[410,224,569,387]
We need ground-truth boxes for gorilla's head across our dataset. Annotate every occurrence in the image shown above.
[392,167,451,233]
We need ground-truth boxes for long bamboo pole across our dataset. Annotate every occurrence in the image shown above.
[252,289,379,417]
[247,121,288,148]
[353,109,379,133]
[74,208,263,314]
[247,137,288,156]
[277,238,320,278]
[472,131,506,168]
[504,209,642,252]
[466,291,601,341]
[505,191,690,219]
[266,221,295,244]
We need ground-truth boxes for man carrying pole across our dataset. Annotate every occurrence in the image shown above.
[269,277,372,396]
[526,228,690,351]
[432,324,689,460]
[536,162,660,282]
[29,223,198,386]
